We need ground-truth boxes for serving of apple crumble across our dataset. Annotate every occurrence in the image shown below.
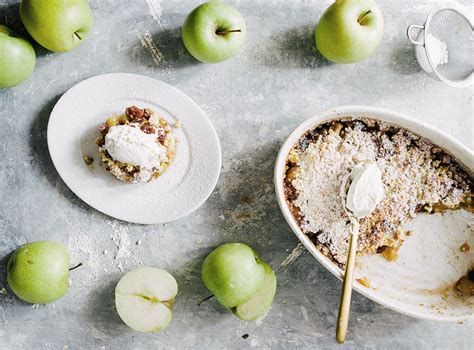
[284,118,473,268]
[96,106,176,183]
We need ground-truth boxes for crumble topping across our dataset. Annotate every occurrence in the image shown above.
[96,106,176,183]
[284,118,472,267]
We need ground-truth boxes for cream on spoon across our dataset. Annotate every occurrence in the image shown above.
[345,161,384,219]
[336,161,384,344]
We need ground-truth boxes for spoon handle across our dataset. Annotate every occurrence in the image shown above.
[336,221,359,344]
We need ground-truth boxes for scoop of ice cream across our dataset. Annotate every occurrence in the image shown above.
[345,161,384,219]
[104,125,166,169]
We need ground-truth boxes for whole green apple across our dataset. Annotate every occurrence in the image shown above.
[202,243,265,308]
[7,241,70,304]
[0,25,36,88]
[20,0,93,52]
[315,0,384,64]
[182,2,246,63]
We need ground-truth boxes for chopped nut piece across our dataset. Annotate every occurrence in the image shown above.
[140,124,156,134]
[174,120,182,129]
[143,108,152,120]
[157,132,166,144]
[99,123,109,134]
[125,106,145,122]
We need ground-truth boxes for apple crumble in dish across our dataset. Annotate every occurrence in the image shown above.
[283,118,473,268]
[96,106,176,183]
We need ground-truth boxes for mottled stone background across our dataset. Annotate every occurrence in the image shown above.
[0,0,472,349]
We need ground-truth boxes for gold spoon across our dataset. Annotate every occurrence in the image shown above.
[336,216,360,344]
[336,162,383,344]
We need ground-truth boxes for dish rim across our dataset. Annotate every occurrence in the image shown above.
[274,105,473,322]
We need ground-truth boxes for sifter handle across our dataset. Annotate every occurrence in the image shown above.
[407,24,425,46]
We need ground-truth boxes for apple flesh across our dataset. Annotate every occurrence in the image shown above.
[315,0,384,64]
[233,263,277,321]
[202,243,266,308]
[115,267,178,333]
[182,2,246,63]
[0,25,36,88]
[20,0,93,52]
[7,241,70,304]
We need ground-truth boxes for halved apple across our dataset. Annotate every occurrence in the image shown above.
[115,267,178,333]
[233,263,277,321]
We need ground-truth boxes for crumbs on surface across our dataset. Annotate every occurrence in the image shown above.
[284,118,473,267]
[356,276,371,288]
[455,269,474,296]
[459,243,470,253]
[379,246,399,262]
[83,156,94,165]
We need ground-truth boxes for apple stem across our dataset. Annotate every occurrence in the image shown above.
[197,294,214,306]
[215,29,241,35]
[357,10,372,25]
[69,262,83,271]
[74,32,82,40]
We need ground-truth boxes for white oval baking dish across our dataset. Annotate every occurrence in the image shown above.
[275,106,473,322]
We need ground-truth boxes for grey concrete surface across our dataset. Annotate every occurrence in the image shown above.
[0,0,472,349]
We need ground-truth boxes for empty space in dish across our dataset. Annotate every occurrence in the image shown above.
[356,209,473,319]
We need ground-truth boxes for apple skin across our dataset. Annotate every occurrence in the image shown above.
[315,0,384,64]
[233,262,277,321]
[201,243,265,308]
[0,25,36,88]
[7,241,70,304]
[182,2,246,63]
[20,0,93,52]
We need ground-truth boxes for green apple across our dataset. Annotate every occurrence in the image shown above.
[182,2,246,63]
[20,0,93,52]
[7,241,70,304]
[233,262,276,321]
[315,0,384,64]
[115,267,178,333]
[202,243,266,308]
[0,25,36,88]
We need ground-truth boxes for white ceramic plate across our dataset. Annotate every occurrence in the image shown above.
[275,106,474,321]
[48,73,221,224]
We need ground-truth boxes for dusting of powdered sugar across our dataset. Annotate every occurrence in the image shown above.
[292,123,377,252]
[67,220,140,286]
[425,33,449,67]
